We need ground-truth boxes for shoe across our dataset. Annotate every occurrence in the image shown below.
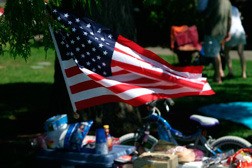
[213,77,222,84]
[202,73,208,77]
[226,73,234,79]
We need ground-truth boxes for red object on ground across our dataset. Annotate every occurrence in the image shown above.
[0,8,4,16]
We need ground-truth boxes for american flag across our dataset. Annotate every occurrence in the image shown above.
[50,8,214,112]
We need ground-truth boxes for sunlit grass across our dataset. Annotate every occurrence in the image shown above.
[0,47,55,84]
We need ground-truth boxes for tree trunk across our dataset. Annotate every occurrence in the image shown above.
[98,0,136,40]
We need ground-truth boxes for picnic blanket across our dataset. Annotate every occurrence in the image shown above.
[198,102,252,129]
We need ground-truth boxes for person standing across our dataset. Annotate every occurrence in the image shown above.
[201,0,232,83]
[224,5,247,79]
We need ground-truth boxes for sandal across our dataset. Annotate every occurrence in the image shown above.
[213,77,222,84]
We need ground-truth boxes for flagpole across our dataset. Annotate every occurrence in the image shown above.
[49,26,77,112]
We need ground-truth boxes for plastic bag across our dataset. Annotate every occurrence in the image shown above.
[227,148,252,168]
[43,114,93,151]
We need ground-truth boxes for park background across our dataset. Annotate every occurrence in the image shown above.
[0,0,252,167]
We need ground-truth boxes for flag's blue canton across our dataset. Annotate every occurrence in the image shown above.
[52,9,119,77]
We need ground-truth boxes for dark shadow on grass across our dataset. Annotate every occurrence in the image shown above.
[0,83,59,168]
[0,83,59,138]
[1,82,249,137]
[209,83,252,103]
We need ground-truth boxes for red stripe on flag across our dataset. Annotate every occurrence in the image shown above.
[112,59,204,90]
[70,80,101,94]
[86,74,182,94]
[65,66,82,78]
[126,77,164,84]
[116,35,203,73]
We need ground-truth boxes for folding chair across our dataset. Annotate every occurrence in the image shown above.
[170,25,202,66]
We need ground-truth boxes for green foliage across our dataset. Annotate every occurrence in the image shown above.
[1,0,101,59]
[3,0,50,59]
[0,16,8,55]
[1,0,201,59]
[143,0,164,6]
[139,0,200,26]
[139,0,170,28]
[49,0,101,16]
[167,0,199,26]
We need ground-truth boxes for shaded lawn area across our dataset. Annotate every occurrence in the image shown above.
[0,83,55,138]
[0,82,65,168]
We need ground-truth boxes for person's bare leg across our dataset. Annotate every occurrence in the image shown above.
[224,46,234,76]
[237,44,246,78]
[214,54,223,83]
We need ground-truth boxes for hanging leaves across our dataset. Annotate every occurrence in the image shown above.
[2,0,100,59]
[3,0,48,59]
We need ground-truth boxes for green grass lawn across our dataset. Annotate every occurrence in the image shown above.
[0,47,252,167]
[0,47,55,84]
